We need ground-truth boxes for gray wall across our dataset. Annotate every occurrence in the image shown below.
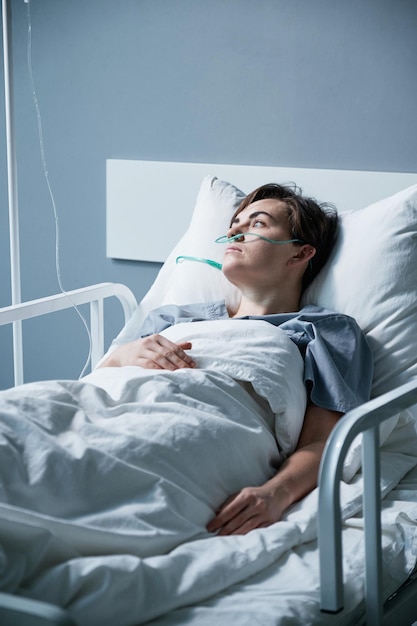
[1,0,416,389]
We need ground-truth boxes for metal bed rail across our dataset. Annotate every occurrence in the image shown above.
[0,282,138,386]
[318,377,417,626]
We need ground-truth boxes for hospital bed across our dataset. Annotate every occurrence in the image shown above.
[0,161,417,625]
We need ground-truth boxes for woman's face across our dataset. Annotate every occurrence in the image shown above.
[221,198,299,290]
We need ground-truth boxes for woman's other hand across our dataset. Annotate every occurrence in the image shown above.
[207,404,342,535]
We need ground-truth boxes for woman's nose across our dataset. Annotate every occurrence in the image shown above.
[227,230,244,242]
[227,224,245,240]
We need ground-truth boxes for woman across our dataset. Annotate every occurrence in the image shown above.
[99,183,373,536]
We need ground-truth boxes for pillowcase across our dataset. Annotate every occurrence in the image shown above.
[303,183,417,480]
[111,176,244,345]
[166,175,243,312]
[304,183,417,396]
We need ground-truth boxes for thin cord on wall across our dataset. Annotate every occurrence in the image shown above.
[25,0,92,378]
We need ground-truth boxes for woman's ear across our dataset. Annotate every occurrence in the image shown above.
[290,245,316,265]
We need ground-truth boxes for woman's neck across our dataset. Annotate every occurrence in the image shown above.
[230,288,302,318]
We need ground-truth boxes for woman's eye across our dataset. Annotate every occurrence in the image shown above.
[253,219,264,227]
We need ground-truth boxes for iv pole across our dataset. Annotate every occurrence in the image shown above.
[2,0,24,386]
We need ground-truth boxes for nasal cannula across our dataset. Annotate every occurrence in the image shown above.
[176,256,223,270]
[214,233,304,245]
[175,233,305,271]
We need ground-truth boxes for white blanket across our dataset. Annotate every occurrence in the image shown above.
[0,320,416,625]
[0,320,308,620]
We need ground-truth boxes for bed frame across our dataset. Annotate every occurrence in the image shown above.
[1,282,417,626]
[0,282,138,386]
[319,379,417,625]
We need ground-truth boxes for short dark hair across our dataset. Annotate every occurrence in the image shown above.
[233,182,339,291]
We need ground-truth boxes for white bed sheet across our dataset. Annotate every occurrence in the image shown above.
[0,320,416,625]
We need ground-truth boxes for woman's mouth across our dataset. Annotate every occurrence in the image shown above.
[225,245,242,254]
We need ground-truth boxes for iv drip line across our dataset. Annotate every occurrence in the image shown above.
[25,0,92,378]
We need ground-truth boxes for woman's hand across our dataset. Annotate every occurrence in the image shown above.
[98,334,196,370]
[207,404,343,536]
[206,482,286,536]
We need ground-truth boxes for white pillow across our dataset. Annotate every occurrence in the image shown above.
[303,184,417,480]
[167,175,243,312]
[304,183,417,396]
[112,176,243,345]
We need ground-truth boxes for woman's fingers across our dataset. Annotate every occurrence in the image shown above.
[207,486,282,535]
[99,335,196,369]
[210,496,260,535]
[207,491,251,534]
[153,336,195,369]
[141,335,196,370]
